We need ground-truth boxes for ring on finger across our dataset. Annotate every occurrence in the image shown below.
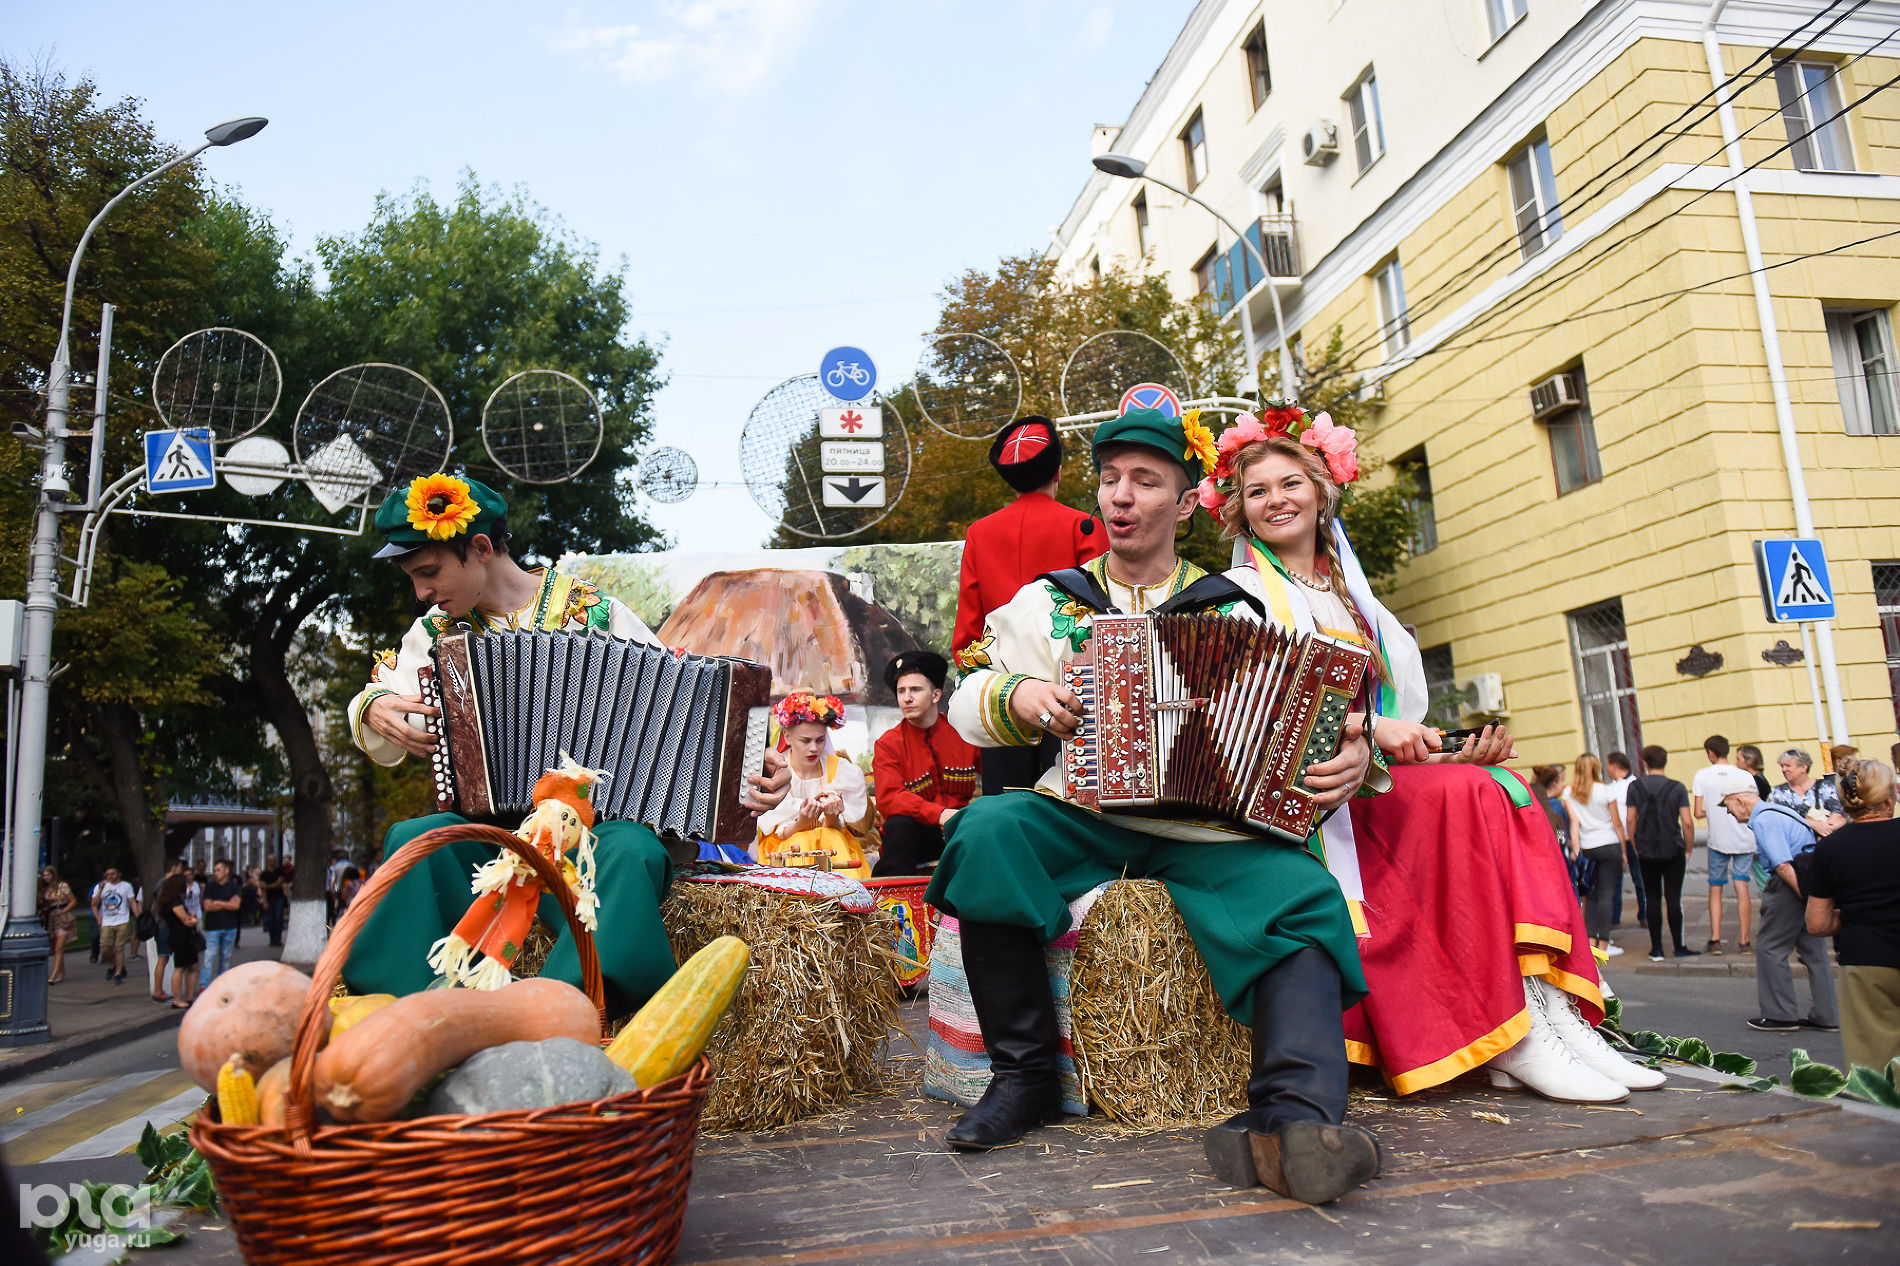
[1037,710,1055,727]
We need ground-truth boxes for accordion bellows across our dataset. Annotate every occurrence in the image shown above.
[1060,613,1370,843]
[422,628,771,843]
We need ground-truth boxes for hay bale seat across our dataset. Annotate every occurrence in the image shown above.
[926,879,1251,1129]
[661,878,900,1132]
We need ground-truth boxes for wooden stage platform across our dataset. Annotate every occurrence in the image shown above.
[679,1004,1900,1265]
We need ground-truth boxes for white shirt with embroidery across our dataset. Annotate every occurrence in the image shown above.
[755,755,869,840]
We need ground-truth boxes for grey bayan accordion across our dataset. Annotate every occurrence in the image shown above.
[419,628,772,843]
[1058,613,1371,844]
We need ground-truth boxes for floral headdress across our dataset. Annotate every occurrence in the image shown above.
[772,691,846,749]
[1194,400,1360,516]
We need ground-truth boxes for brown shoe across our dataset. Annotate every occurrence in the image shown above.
[1704,939,1724,956]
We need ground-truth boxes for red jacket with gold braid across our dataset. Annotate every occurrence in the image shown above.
[872,713,980,827]
[953,492,1106,664]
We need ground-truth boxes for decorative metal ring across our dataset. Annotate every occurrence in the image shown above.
[1037,710,1055,728]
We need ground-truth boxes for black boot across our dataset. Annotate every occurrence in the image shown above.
[1203,947,1380,1204]
[945,921,1065,1150]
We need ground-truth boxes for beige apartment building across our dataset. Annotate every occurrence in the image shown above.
[1048,0,1900,766]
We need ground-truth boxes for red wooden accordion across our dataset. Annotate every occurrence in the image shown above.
[1058,613,1371,844]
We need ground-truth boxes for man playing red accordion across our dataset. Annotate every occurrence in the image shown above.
[927,407,1384,1206]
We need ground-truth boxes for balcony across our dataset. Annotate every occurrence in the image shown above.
[1208,213,1301,320]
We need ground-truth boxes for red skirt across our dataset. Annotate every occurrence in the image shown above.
[1343,764,1602,1094]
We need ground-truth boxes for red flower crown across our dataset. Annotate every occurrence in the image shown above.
[1194,400,1360,517]
[772,691,846,734]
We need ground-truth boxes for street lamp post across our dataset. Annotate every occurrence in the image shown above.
[0,116,267,1047]
[1091,152,1295,401]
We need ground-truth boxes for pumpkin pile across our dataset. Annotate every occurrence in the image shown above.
[180,938,749,1127]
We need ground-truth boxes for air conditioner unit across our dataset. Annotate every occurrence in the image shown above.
[1528,372,1582,419]
[1456,672,1506,719]
[1301,121,1339,166]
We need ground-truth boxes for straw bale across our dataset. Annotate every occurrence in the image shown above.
[508,915,559,981]
[661,882,900,1131]
[1068,879,1249,1129]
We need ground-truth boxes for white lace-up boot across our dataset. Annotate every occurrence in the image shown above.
[1485,977,1631,1103]
[1531,977,1668,1091]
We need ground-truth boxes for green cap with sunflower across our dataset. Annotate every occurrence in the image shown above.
[373,473,510,559]
[1091,406,1217,486]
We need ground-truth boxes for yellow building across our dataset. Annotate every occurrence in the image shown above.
[1049,0,1900,765]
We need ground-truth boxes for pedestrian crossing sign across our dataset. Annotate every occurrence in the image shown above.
[144,428,216,494]
[1754,537,1835,623]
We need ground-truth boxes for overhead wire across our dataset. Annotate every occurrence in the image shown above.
[1306,0,1877,377]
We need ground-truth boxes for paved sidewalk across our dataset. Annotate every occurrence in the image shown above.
[1592,845,1822,979]
[0,935,289,1084]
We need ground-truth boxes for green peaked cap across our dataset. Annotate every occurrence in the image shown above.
[1091,406,1199,482]
[372,474,510,559]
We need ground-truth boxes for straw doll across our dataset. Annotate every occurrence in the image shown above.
[427,757,605,989]
[755,693,871,878]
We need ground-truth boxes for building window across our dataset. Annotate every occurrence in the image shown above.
[1181,109,1208,191]
[1133,192,1150,258]
[1193,244,1219,298]
[1568,599,1642,759]
[1825,307,1899,435]
[1775,60,1855,172]
[1345,70,1384,174]
[1396,445,1437,553]
[1506,136,1563,259]
[1485,0,1529,43]
[1088,255,1102,283]
[1373,256,1410,358]
[1532,367,1601,494]
[1420,643,1460,730]
[1243,21,1272,111]
[1875,563,1900,733]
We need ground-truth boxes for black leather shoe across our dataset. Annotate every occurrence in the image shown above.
[1202,948,1380,1202]
[945,921,1064,1151]
[946,1075,1064,1149]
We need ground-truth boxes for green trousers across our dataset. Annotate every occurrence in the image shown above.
[341,813,678,1015]
[924,792,1365,1028]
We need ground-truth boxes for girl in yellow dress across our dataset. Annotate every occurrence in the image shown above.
[755,692,872,878]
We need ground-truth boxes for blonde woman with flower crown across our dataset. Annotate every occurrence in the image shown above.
[1201,407,1664,1105]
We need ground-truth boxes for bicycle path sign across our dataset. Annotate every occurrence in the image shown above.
[145,427,216,494]
[1754,537,1835,622]
[819,346,876,403]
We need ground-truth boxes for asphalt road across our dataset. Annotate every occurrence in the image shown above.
[1609,963,1846,1081]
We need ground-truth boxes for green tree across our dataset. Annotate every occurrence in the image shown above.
[768,255,1418,587]
[126,179,667,947]
[770,254,1238,550]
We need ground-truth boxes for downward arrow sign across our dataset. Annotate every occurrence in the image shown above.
[833,476,878,503]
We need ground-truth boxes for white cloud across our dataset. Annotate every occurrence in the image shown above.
[556,0,827,89]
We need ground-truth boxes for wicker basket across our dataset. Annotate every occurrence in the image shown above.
[193,824,710,1265]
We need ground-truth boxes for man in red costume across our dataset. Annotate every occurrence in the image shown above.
[954,416,1105,795]
[872,650,979,876]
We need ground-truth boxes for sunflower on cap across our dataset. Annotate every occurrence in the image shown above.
[406,473,483,540]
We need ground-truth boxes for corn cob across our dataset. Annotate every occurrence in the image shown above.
[218,1054,260,1125]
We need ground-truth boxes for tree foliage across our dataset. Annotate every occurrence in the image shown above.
[769,255,1418,587]
[0,59,668,910]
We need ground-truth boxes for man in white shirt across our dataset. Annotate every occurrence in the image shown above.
[91,866,139,984]
[1691,737,1756,955]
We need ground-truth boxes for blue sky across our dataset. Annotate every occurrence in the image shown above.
[8,0,1195,551]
